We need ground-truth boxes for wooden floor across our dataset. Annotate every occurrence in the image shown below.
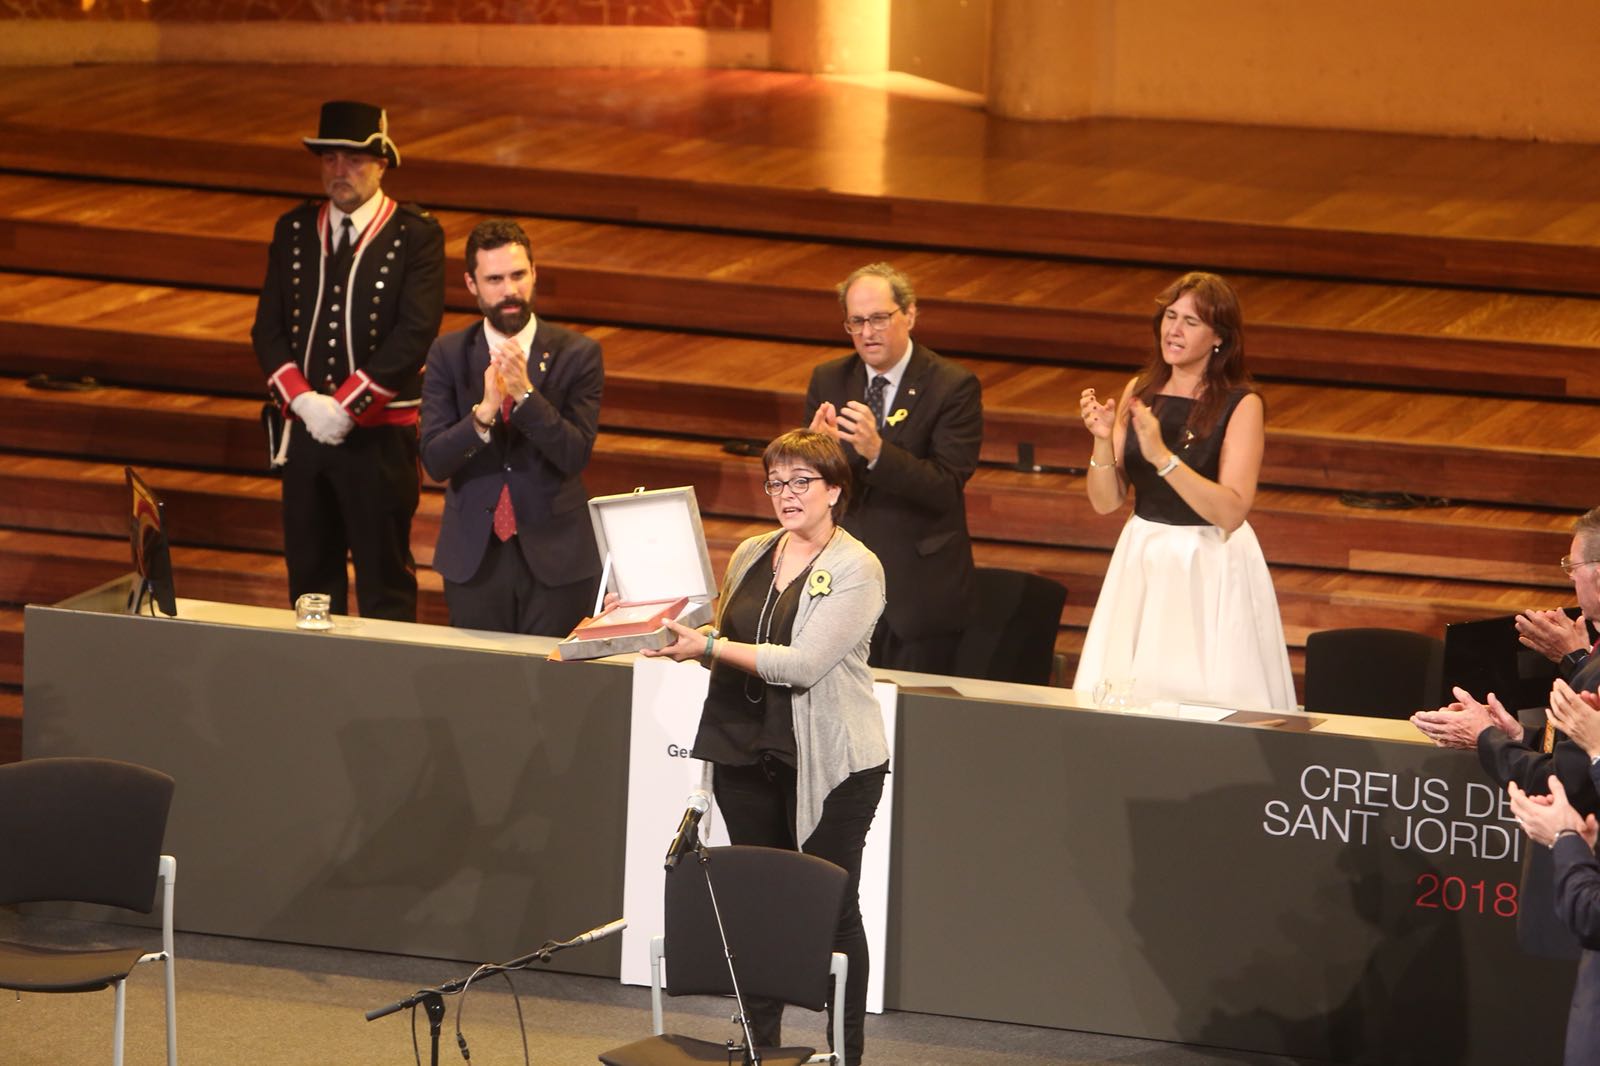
[2,63,1598,739]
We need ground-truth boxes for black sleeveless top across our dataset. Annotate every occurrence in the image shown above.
[691,539,801,767]
[1124,388,1251,526]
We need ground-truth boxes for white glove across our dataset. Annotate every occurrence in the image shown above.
[290,392,355,446]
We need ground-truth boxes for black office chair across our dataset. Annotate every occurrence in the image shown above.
[0,756,178,1066]
[952,567,1067,685]
[599,845,849,1066]
[1303,627,1445,718]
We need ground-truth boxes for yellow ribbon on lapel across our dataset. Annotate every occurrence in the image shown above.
[886,408,909,426]
[807,570,833,597]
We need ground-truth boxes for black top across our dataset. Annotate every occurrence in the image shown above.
[691,539,803,767]
[1125,388,1251,526]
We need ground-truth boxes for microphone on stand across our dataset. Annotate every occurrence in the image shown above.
[561,917,627,947]
[664,790,712,871]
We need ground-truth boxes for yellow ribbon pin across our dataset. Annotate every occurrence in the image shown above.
[886,408,909,426]
[807,570,833,597]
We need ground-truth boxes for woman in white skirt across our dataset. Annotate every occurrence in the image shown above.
[1074,271,1294,711]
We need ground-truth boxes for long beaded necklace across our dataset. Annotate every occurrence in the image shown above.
[744,526,837,704]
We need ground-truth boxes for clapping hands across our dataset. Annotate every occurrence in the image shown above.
[1410,687,1523,749]
[1079,388,1116,440]
[1548,678,1600,758]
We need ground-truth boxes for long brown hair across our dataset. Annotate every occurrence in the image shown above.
[1132,271,1252,438]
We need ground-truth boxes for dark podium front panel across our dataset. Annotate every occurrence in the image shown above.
[886,688,1573,1064]
[23,595,632,976]
[23,590,1575,1063]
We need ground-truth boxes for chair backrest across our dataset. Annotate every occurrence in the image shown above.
[1303,627,1446,718]
[662,845,847,1011]
[952,567,1067,685]
[0,756,174,911]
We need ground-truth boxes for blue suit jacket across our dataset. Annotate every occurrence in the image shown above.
[419,319,602,586]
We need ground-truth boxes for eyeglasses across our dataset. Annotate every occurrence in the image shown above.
[1560,556,1600,575]
[842,309,901,335]
[763,476,819,497]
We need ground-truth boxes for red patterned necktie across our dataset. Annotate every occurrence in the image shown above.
[492,396,516,541]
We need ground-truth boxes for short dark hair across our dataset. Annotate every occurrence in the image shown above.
[465,219,533,276]
[837,262,915,312]
[763,429,852,515]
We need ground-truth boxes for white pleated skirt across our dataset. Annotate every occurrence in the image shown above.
[1073,515,1296,712]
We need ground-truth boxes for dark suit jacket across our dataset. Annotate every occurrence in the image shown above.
[805,342,982,639]
[1553,760,1600,1062]
[419,319,602,587]
[1479,669,1600,960]
[1478,650,1600,806]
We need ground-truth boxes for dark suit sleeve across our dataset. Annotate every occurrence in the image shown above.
[1554,835,1600,941]
[803,373,825,427]
[1571,650,1600,691]
[364,209,446,394]
[506,333,603,478]
[1477,729,1549,790]
[251,219,292,378]
[419,335,490,483]
[1555,759,1600,942]
[1479,730,1600,819]
[861,368,982,513]
[251,214,313,406]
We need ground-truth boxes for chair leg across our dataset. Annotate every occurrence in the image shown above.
[164,953,178,1066]
[113,978,126,1066]
[810,951,848,1065]
[158,853,178,1065]
[832,947,844,1056]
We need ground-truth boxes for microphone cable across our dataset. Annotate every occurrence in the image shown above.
[454,958,536,1066]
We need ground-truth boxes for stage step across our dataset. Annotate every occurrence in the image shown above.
[2,66,1599,295]
[0,607,20,687]
[0,432,1574,590]
[0,455,1572,646]
[0,687,18,764]
[4,175,1600,402]
[2,279,1597,511]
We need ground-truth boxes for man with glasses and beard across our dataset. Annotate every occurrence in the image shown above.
[805,262,983,673]
[419,219,603,635]
[254,100,446,622]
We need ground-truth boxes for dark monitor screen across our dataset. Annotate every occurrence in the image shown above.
[1439,609,1582,711]
[125,467,177,617]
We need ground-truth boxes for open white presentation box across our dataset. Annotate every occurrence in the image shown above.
[557,486,718,661]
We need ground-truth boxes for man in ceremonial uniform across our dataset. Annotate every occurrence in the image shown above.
[806,262,983,672]
[419,219,603,636]
[253,100,446,621]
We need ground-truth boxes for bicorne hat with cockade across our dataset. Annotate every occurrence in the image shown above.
[302,100,402,167]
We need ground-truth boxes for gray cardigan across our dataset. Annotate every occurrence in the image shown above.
[713,526,889,847]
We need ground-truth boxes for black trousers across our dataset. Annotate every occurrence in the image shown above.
[281,424,419,621]
[443,533,597,637]
[713,756,887,1066]
[867,616,960,675]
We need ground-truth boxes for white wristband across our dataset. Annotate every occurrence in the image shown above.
[1155,454,1180,478]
